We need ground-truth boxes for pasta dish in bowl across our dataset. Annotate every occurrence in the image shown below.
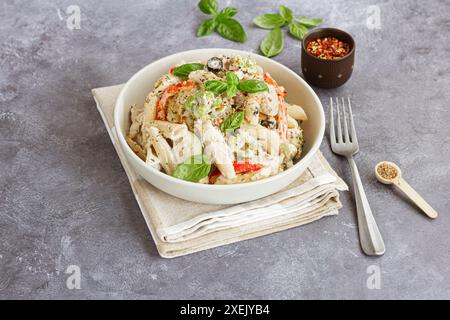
[126,55,307,184]
[114,49,324,204]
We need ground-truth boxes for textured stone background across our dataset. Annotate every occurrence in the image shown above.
[1,0,449,299]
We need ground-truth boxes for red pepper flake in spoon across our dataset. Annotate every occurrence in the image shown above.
[306,36,350,60]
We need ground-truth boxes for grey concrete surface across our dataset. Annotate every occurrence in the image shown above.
[1,0,449,299]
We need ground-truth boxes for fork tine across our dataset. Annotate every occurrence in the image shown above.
[336,97,343,143]
[347,97,358,143]
[342,97,350,142]
[329,97,336,143]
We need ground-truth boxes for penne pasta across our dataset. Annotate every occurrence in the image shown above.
[129,106,144,139]
[143,92,158,123]
[145,147,161,170]
[287,115,299,128]
[241,123,280,156]
[148,127,177,175]
[126,137,146,160]
[194,119,236,179]
[244,99,260,125]
[286,103,308,121]
[151,120,188,141]
[172,132,202,164]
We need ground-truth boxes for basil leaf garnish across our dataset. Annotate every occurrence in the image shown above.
[289,23,309,40]
[260,28,284,58]
[172,154,211,182]
[216,18,247,43]
[197,18,217,37]
[205,72,267,97]
[221,111,244,133]
[226,84,238,98]
[225,72,239,97]
[253,14,285,29]
[238,80,269,93]
[296,17,323,28]
[279,5,293,24]
[198,0,218,15]
[226,71,239,86]
[172,63,205,77]
[204,80,228,94]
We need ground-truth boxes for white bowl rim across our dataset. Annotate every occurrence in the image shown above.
[114,48,325,190]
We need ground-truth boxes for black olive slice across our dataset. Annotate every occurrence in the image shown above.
[207,57,223,73]
[260,119,277,129]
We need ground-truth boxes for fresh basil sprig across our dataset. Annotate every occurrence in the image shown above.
[172,154,211,182]
[254,5,323,57]
[221,111,244,133]
[204,72,268,97]
[173,63,205,77]
[196,0,247,43]
[218,7,237,19]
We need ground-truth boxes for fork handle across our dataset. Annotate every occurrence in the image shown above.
[347,157,386,256]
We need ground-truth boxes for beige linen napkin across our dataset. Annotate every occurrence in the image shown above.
[92,84,348,258]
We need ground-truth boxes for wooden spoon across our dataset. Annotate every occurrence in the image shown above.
[375,161,438,219]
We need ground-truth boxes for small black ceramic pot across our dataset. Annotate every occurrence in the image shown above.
[301,28,355,89]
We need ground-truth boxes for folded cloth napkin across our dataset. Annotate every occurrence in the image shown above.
[92,84,348,258]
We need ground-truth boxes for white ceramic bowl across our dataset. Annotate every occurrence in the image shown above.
[114,48,324,204]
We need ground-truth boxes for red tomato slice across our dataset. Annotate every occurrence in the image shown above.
[233,161,264,174]
[155,80,196,120]
[209,161,264,181]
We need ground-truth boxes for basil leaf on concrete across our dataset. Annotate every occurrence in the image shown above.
[217,7,238,20]
[253,14,286,29]
[216,18,247,43]
[279,5,294,24]
[198,0,218,15]
[197,18,217,37]
[289,23,309,40]
[296,17,323,27]
[260,28,284,57]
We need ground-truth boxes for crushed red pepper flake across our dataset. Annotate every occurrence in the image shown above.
[306,36,350,60]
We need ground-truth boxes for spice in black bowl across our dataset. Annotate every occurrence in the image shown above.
[306,36,351,60]
[301,28,355,89]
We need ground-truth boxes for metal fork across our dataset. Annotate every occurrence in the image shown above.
[330,97,385,256]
